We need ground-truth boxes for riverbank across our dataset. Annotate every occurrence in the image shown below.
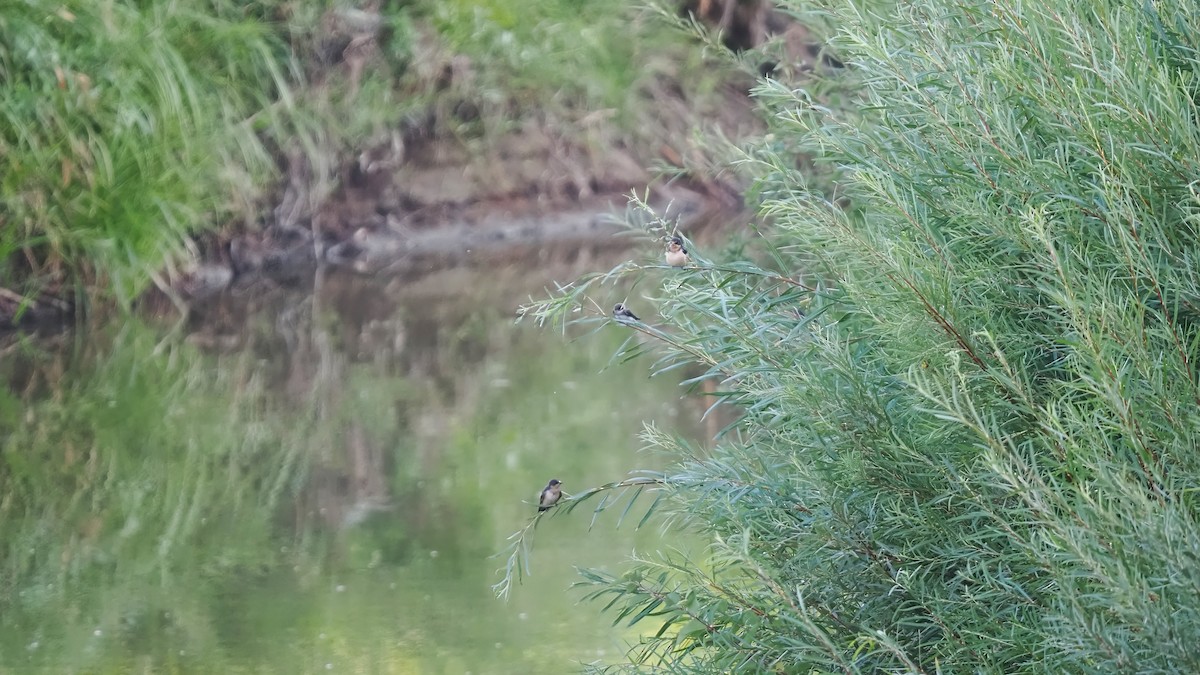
[1,1,821,330]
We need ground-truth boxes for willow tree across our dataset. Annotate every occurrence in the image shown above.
[507,0,1200,671]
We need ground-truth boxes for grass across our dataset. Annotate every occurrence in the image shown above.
[0,1,297,307]
[429,0,705,126]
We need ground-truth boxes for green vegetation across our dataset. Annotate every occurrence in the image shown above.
[0,2,294,306]
[514,0,1200,671]
[0,0,727,315]
[428,0,721,136]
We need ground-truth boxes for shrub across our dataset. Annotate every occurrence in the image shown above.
[509,0,1200,671]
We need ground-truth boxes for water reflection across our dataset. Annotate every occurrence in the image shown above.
[0,271,700,673]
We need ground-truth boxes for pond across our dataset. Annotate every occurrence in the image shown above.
[0,269,703,673]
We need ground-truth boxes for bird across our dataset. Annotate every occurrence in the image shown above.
[613,303,640,322]
[665,236,690,267]
[538,479,563,512]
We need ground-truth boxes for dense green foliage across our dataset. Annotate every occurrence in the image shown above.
[515,0,1200,671]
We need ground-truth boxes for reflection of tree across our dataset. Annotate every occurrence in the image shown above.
[0,313,445,669]
[0,272,513,666]
[271,271,511,574]
[283,271,396,534]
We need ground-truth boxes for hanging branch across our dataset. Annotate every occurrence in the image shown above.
[491,474,672,600]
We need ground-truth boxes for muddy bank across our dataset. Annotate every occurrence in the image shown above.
[2,148,740,332]
[167,104,750,306]
[181,180,730,289]
[185,191,731,293]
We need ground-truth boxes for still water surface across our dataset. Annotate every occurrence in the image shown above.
[0,271,698,673]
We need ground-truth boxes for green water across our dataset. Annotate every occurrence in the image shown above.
[0,273,697,673]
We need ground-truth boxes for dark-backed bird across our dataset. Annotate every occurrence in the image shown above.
[613,303,640,322]
[538,479,563,512]
[665,236,690,267]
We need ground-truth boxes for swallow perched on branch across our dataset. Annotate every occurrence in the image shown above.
[538,479,563,512]
[665,236,690,267]
[613,303,640,322]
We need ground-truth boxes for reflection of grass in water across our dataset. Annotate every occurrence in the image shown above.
[0,323,306,671]
[0,311,695,672]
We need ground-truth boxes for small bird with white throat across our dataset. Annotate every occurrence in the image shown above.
[665,236,690,267]
[538,479,563,512]
[613,303,640,322]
